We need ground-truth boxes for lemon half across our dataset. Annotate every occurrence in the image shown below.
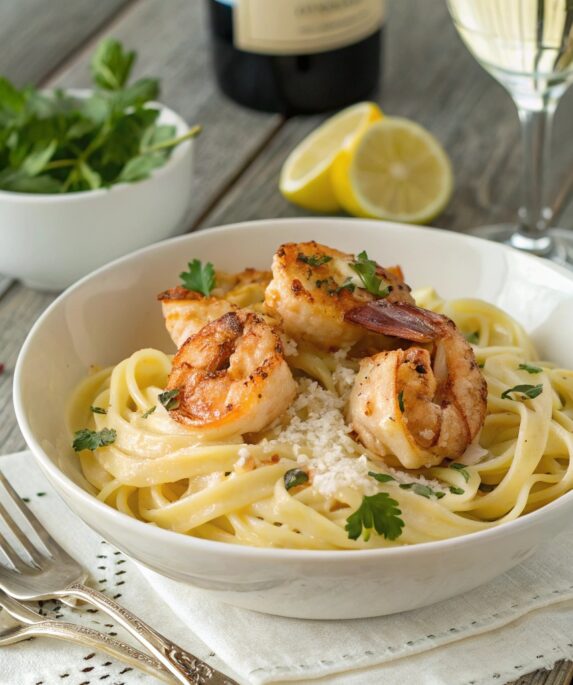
[334,117,453,224]
[279,102,382,213]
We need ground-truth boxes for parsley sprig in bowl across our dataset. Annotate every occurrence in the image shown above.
[0,38,198,291]
[0,39,199,193]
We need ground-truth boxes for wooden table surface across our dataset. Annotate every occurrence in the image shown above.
[0,1,572,683]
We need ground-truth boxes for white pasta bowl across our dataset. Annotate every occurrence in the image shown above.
[13,218,573,619]
[0,94,194,292]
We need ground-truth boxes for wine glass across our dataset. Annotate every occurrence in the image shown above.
[446,0,573,265]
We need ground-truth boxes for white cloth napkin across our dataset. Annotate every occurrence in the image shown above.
[1,451,572,685]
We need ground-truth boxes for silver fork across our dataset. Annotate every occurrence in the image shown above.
[0,471,238,685]
[0,588,172,682]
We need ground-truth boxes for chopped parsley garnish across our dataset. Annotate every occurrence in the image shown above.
[518,363,542,374]
[399,483,437,499]
[350,251,391,298]
[72,428,116,452]
[179,259,215,296]
[141,406,156,419]
[158,388,180,411]
[368,471,395,483]
[450,486,465,495]
[397,390,405,413]
[465,331,480,344]
[435,491,446,499]
[335,277,356,294]
[297,253,332,267]
[345,493,404,542]
[501,384,543,401]
[450,463,470,482]
[284,468,309,491]
[90,406,107,415]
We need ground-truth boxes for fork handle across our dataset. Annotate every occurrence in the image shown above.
[3,620,173,683]
[63,582,238,685]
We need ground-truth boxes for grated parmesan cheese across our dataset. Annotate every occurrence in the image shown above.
[261,369,450,501]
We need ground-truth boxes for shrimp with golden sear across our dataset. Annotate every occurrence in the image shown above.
[158,268,272,348]
[346,300,487,469]
[165,310,296,439]
[264,241,414,349]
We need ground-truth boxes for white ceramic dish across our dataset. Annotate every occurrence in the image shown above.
[0,93,194,292]
[13,218,573,619]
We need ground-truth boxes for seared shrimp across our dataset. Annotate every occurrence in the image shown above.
[264,241,414,349]
[158,268,271,348]
[165,310,297,439]
[346,300,487,469]
[158,287,237,348]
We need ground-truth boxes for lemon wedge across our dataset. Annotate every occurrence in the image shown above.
[332,117,453,224]
[279,102,382,213]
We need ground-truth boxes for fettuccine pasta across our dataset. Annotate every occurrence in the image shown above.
[69,286,573,549]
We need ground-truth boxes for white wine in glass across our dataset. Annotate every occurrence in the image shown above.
[447,0,573,264]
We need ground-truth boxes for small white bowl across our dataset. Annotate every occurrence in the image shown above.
[0,94,194,291]
[13,218,573,619]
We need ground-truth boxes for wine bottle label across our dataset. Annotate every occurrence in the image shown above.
[233,0,385,55]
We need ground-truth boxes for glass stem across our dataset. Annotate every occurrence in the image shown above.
[511,100,557,256]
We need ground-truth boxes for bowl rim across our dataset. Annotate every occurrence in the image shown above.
[13,217,573,561]
[0,89,193,203]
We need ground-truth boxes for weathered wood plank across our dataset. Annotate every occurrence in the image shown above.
[510,660,573,685]
[0,0,132,86]
[0,285,54,454]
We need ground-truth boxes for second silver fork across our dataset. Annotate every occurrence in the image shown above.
[0,471,237,685]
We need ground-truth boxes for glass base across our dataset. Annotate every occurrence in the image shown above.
[467,225,573,268]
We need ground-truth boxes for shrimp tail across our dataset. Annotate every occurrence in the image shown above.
[344,300,448,343]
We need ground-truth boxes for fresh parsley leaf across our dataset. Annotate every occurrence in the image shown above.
[180,259,215,296]
[501,384,543,401]
[90,406,107,415]
[21,140,57,176]
[118,152,166,183]
[335,277,356,294]
[0,39,200,195]
[91,38,136,90]
[0,171,62,194]
[399,483,435,499]
[111,78,159,109]
[450,486,465,495]
[296,253,332,267]
[465,331,480,345]
[350,251,391,298]
[72,427,116,452]
[397,390,405,413]
[78,160,102,190]
[368,471,395,483]
[141,406,156,419]
[0,77,26,116]
[518,363,542,374]
[284,468,309,491]
[345,493,404,542]
[436,491,446,499]
[450,463,470,482]
[158,389,180,411]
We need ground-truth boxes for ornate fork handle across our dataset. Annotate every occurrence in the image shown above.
[1,620,172,683]
[63,582,238,685]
